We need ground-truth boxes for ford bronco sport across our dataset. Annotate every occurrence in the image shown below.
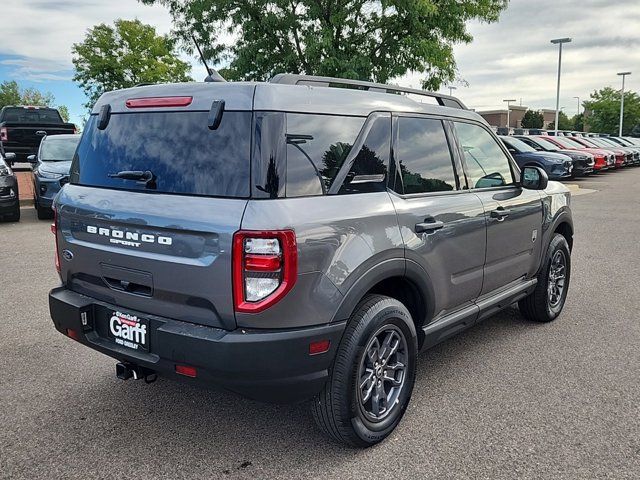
[49,75,573,447]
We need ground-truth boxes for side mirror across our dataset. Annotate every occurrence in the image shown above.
[27,155,37,163]
[521,166,548,190]
[5,152,16,161]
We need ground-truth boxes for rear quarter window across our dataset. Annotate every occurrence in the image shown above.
[285,114,365,197]
[71,111,252,198]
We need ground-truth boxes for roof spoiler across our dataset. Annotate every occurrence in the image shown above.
[269,74,467,110]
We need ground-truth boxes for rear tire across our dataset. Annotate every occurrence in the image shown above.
[519,233,571,322]
[311,294,418,447]
[36,201,53,220]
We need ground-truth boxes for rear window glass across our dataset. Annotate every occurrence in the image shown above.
[71,111,251,198]
[40,136,80,161]
[2,108,62,124]
[286,114,365,197]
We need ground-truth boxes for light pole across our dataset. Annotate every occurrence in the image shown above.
[573,96,580,116]
[447,85,457,96]
[617,72,631,136]
[551,37,572,136]
[503,99,516,128]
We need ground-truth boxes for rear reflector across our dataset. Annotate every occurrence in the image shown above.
[309,340,331,355]
[126,96,193,108]
[66,328,79,341]
[175,364,197,378]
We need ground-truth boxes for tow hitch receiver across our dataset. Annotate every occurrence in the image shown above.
[116,362,156,383]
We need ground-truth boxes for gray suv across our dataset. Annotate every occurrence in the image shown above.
[49,75,573,447]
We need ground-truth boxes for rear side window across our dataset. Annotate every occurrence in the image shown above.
[454,122,514,189]
[338,115,390,195]
[395,117,457,194]
[286,114,365,197]
[71,111,251,197]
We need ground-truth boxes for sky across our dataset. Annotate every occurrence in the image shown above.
[1,0,639,127]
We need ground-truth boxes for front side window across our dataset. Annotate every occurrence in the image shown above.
[455,122,514,189]
[286,114,365,197]
[395,117,457,194]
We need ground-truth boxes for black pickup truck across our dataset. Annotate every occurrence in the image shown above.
[0,106,76,164]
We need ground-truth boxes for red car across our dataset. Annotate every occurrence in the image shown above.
[568,137,627,168]
[538,136,614,171]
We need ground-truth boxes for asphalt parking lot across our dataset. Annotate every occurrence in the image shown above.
[1,170,639,480]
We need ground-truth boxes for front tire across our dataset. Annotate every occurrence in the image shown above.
[312,295,418,447]
[519,233,571,322]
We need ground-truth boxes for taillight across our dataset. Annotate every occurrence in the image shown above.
[233,230,297,313]
[52,209,60,274]
[0,126,7,142]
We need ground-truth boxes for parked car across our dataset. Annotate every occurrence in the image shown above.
[0,106,76,164]
[568,137,628,168]
[29,134,81,219]
[587,137,640,166]
[0,152,20,222]
[540,135,615,170]
[49,76,574,447]
[500,136,572,179]
[514,135,594,176]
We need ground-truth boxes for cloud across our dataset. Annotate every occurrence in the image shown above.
[1,0,639,117]
[412,0,640,114]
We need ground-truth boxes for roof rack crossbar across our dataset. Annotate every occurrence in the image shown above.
[269,74,467,110]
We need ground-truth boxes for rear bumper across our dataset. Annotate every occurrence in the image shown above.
[2,145,36,161]
[0,177,19,213]
[49,287,345,403]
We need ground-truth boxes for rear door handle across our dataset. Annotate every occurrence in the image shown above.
[490,208,511,221]
[35,130,47,136]
[415,219,445,233]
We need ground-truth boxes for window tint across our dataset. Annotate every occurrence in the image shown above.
[286,114,365,197]
[3,108,62,124]
[455,122,514,189]
[72,111,251,197]
[338,115,390,195]
[40,136,80,162]
[395,117,456,194]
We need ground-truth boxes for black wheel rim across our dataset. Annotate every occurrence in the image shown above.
[357,325,408,422]
[548,250,567,308]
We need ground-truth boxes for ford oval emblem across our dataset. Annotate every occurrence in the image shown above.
[62,249,74,261]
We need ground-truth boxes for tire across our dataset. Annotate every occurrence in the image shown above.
[519,233,571,322]
[36,201,53,220]
[311,294,418,447]
[3,206,20,222]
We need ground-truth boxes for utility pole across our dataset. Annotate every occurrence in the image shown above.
[551,38,572,135]
[503,99,516,129]
[617,72,632,136]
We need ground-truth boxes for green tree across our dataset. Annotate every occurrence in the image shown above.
[572,113,584,132]
[142,0,508,89]
[0,81,70,119]
[583,86,640,135]
[521,110,543,129]
[20,88,55,107]
[57,105,70,122]
[547,111,572,131]
[0,81,21,108]
[72,19,192,108]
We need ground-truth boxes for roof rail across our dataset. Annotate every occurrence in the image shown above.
[270,74,467,110]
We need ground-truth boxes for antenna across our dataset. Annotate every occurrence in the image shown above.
[191,35,226,83]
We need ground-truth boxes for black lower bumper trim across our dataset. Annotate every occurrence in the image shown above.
[49,286,346,403]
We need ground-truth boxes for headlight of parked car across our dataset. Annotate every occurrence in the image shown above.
[37,169,64,179]
[0,165,11,176]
